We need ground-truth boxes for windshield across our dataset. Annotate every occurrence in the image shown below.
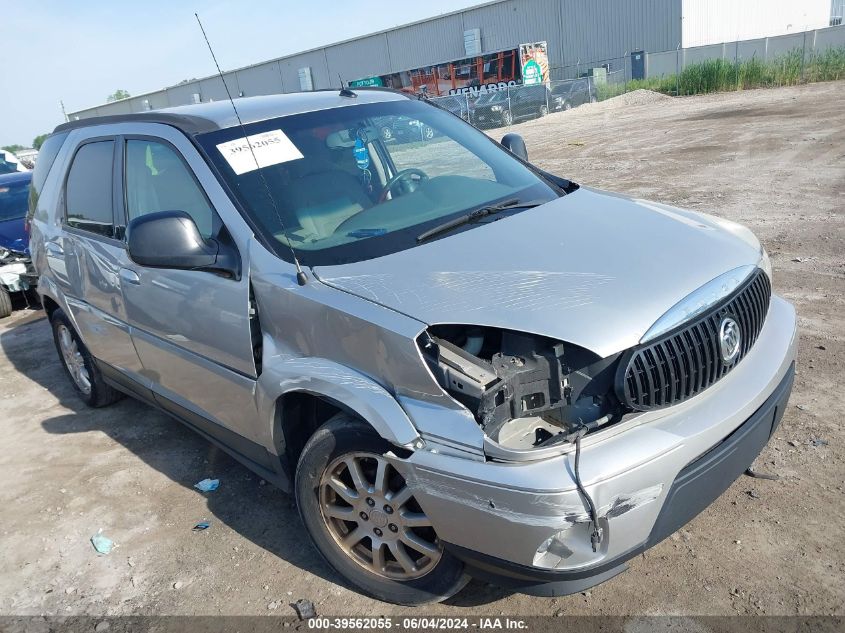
[198,99,559,266]
[0,176,31,222]
[474,91,507,105]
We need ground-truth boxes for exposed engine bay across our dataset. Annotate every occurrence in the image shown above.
[419,325,625,450]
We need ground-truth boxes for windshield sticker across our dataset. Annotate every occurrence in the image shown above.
[346,228,386,239]
[353,137,370,170]
[216,130,303,175]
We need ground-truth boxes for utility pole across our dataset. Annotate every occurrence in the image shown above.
[60,100,68,122]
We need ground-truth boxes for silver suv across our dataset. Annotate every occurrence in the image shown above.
[29,89,796,605]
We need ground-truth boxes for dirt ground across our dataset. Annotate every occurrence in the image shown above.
[1,81,843,619]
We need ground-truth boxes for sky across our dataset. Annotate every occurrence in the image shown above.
[0,0,484,148]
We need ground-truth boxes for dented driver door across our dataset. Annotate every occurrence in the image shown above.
[113,123,264,454]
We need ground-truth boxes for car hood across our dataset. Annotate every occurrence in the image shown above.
[314,187,764,357]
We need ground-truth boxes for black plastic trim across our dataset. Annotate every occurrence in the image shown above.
[54,113,219,136]
[646,361,793,547]
[96,360,157,405]
[95,359,290,491]
[446,362,794,596]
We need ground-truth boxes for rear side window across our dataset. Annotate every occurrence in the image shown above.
[27,132,69,221]
[65,141,115,238]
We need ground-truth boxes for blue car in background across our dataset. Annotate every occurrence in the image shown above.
[0,172,31,253]
[0,171,35,318]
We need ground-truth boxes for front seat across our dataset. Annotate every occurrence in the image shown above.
[286,169,372,240]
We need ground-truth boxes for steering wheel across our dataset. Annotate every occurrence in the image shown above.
[377,168,429,203]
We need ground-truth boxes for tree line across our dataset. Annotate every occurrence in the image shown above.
[2,89,131,155]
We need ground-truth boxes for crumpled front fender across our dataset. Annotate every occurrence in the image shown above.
[256,355,421,452]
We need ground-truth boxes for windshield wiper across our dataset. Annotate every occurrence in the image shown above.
[416,199,542,243]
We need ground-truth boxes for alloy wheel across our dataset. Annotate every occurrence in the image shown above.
[319,452,441,581]
[57,324,91,395]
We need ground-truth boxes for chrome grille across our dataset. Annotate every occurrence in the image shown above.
[619,269,771,411]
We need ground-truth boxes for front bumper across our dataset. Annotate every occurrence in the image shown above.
[402,294,797,594]
[448,362,793,595]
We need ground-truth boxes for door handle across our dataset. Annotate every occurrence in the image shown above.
[45,242,64,256]
[119,268,141,285]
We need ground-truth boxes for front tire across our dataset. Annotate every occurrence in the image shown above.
[501,110,514,126]
[50,308,123,407]
[296,415,468,605]
[0,286,11,319]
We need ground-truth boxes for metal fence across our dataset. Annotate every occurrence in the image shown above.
[422,25,845,135]
[428,78,598,131]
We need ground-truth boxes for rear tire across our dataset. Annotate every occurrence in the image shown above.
[0,286,11,319]
[50,308,123,407]
[295,415,469,605]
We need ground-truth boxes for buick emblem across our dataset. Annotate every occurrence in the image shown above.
[719,317,741,363]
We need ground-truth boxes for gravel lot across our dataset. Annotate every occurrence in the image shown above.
[1,81,843,618]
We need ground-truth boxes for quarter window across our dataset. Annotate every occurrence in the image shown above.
[124,139,217,238]
[65,141,115,238]
[28,131,69,222]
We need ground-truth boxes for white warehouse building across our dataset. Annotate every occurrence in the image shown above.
[69,0,836,119]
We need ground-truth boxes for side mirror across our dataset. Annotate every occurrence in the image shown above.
[127,210,238,277]
[501,133,528,161]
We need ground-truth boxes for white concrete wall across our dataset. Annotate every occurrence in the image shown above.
[645,24,845,79]
[681,0,831,47]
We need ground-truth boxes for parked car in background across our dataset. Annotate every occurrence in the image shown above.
[0,149,29,174]
[377,115,437,143]
[434,95,472,122]
[472,84,550,127]
[30,90,795,605]
[551,78,596,111]
[0,171,36,317]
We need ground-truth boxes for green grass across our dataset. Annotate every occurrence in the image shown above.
[596,46,845,101]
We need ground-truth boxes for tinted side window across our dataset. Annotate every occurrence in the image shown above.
[28,131,69,221]
[124,139,217,238]
[66,141,115,238]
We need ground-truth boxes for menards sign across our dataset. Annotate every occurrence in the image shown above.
[349,42,550,98]
[449,80,518,97]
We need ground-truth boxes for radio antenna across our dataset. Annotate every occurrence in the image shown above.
[338,73,357,98]
[195,13,308,286]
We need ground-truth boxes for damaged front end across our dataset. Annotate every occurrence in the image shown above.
[418,324,628,457]
[0,247,38,313]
